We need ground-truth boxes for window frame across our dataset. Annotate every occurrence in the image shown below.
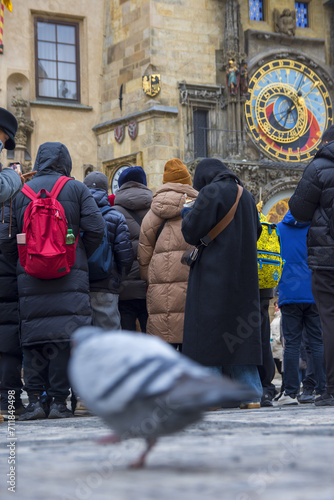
[193,108,208,159]
[249,0,264,22]
[295,2,309,28]
[34,17,81,103]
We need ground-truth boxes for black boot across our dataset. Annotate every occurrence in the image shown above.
[48,398,72,419]
[18,394,46,421]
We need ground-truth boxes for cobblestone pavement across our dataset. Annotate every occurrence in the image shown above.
[1,405,334,500]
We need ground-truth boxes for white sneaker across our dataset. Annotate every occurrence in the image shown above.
[275,393,299,406]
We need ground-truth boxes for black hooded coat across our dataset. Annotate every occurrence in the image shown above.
[181,159,262,367]
[0,142,105,347]
[289,140,334,270]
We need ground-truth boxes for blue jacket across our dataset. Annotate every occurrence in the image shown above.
[88,188,133,293]
[277,210,314,306]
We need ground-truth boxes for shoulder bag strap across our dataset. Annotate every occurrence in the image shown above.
[122,207,143,227]
[201,184,243,245]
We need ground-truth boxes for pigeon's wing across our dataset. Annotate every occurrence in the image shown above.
[69,328,256,422]
[164,372,257,410]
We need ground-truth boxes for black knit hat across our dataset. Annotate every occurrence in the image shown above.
[118,166,147,188]
[83,171,109,192]
[0,107,18,150]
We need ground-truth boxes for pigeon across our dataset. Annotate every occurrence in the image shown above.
[69,327,257,468]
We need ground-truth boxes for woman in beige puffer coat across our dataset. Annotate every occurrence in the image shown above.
[138,159,198,348]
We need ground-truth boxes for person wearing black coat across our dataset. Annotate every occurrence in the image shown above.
[0,248,24,419]
[0,142,105,420]
[289,125,334,406]
[83,172,133,329]
[181,158,263,406]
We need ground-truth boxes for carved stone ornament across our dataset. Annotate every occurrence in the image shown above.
[128,120,138,140]
[178,81,223,106]
[114,125,125,144]
[274,9,296,37]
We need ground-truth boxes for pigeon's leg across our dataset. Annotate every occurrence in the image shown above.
[97,434,121,445]
[129,438,157,469]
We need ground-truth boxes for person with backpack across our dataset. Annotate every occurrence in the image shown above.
[275,210,326,406]
[0,142,105,420]
[83,172,133,330]
[256,207,284,407]
[113,167,153,332]
[138,159,197,349]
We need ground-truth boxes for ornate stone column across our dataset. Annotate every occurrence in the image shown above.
[223,0,246,158]
[11,84,34,172]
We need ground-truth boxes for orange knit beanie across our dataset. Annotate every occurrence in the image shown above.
[163,158,192,185]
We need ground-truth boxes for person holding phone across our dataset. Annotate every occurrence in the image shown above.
[0,108,23,203]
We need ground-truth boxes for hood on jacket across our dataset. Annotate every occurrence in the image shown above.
[89,188,110,209]
[313,139,334,163]
[34,142,72,177]
[114,182,153,211]
[193,158,243,191]
[282,209,310,229]
[151,182,198,220]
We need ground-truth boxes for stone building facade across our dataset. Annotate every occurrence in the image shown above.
[0,0,333,222]
[0,0,104,178]
[95,0,334,221]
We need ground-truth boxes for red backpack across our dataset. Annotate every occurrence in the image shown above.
[17,176,77,279]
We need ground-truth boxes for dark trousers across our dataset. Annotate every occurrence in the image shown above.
[301,328,317,391]
[118,299,148,333]
[258,298,276,398]
[281,302,326,396]
[311,270,334,394]
[22,343,71,402]
[0,351,23,408]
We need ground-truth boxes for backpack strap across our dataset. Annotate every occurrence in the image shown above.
[50,176,72,199]
[100,205,114,216]
[21,184,38,201]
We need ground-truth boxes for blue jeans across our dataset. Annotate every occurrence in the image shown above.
[281,303,326,396]
[208,365,263,402]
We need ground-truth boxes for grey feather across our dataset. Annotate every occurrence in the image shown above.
[69,327,256,440]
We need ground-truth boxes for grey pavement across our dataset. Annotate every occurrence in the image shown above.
[1,405,334,500]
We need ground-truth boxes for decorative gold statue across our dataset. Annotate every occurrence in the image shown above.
[226,59,239,96]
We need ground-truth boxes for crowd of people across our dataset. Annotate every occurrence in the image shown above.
[0,105,334,422]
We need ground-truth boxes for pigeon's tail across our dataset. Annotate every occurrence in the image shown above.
[165,373,258,411]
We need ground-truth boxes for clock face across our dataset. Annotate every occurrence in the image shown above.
[111,166,129,194]
[245,59,333,162]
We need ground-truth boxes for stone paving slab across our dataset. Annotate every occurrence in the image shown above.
[0,405,333,500]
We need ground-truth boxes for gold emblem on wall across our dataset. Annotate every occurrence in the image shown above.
[142,74,161,97]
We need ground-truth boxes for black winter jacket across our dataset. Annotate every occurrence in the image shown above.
[181,159,262,367]
[289,141,334,270]
[88,189,133,293]
[0,250,20,353]
[114,181,153,300]
[0,142,105,347]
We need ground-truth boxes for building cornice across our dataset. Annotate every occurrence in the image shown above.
[93,105,179,134]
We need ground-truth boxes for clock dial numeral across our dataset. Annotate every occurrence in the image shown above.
[245,59,333,162]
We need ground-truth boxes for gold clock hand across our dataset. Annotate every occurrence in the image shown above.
[298,81,320,104]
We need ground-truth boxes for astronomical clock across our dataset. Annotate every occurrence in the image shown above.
[245,59,333,162]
